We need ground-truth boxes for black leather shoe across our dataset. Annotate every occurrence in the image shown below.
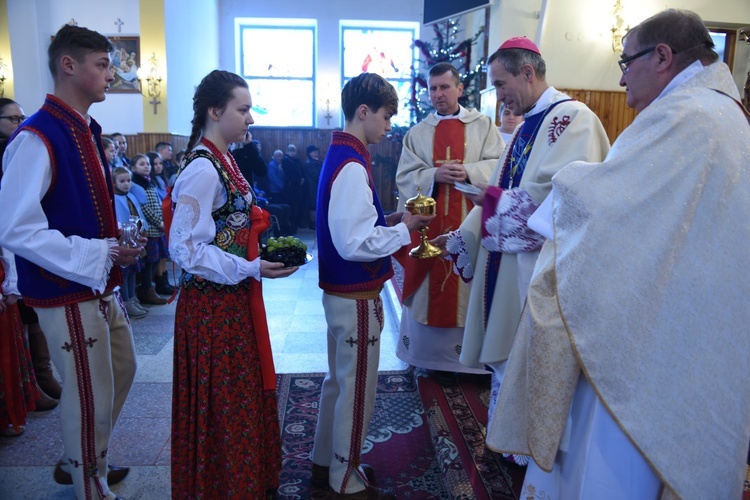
[54,461,130,485]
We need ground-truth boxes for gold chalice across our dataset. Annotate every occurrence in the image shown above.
[405,187,442,259]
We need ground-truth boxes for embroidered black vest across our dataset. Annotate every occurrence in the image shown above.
[179,150,254,291]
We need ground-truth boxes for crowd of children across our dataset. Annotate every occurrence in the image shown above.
[106,137,182,319]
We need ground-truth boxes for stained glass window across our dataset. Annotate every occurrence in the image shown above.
[341,22,420,126]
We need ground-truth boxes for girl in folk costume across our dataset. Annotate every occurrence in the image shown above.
[2,113,49,423]
[146,151,169,200]
[0,248,39,437]
[169,69,297,499]
[129,154,168,306]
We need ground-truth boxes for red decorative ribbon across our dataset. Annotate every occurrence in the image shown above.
[247,205,276,391]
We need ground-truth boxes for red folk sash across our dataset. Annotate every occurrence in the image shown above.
[247,205,277,391]
[396,119,473,327]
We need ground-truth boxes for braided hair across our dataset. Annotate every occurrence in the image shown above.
[186,70,249,152]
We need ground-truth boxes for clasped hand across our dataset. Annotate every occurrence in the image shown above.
[435,162,467,184]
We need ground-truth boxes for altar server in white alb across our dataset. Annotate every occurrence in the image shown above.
[394,62,503,378]
[440,36,609,446]
[489,9,750,499]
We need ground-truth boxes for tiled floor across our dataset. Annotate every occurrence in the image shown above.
[0,228,408,499]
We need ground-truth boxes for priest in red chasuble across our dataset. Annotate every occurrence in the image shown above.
[394,62,504,379]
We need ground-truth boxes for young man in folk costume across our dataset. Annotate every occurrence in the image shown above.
[0,24,142,499]
[394,62,504,380]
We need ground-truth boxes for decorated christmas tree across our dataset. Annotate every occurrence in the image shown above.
[409,19,485,124]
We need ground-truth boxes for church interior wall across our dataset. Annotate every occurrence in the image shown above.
[4,0,144,134]
[0,0,747,137]
[488,0,750,93]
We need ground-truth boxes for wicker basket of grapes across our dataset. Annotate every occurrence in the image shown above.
[260,236,311,267]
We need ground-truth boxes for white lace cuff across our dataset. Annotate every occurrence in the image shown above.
[1,251,19,296]
[445,230,473,282]
[95,238,119,294]
[482,188,546,254]
[1,276,19,296]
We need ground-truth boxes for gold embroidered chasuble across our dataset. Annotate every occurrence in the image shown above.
[487,62,750,499]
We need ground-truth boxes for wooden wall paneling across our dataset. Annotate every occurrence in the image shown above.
[611,93,622,139]
[558,88,636,144]
[115,133,189,157]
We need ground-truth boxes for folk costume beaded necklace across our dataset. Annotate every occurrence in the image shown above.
[199,136,251,197]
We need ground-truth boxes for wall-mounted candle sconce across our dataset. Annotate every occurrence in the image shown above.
[0,58,7,98]
[611,0,629,53]
[137,52,162,114]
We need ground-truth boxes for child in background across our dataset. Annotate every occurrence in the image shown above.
[147,151,168,200]
[168,149,186,187]
[102,136,118,171]
[498,102,524,144]
[112,166,149,319]
[146,151,175,296]
[129,154,168,305]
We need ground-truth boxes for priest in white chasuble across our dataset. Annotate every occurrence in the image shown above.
[394,62,504,378]
[488,9,750,499]
[440,37,609,447]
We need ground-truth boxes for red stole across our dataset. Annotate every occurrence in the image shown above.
[247,206,277,391]
[396,119,473,327]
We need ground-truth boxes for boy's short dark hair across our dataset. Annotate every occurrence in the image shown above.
[48,24,114,79]
[341,73,398,122]
[155,141,172,151]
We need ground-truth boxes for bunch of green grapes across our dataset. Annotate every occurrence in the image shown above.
[261,236,308,267]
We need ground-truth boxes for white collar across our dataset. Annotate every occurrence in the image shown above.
[434,105,467,121]
[655,59,704,102]
[523,86,558,118]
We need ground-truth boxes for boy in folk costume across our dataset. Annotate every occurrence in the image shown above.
[311,73,434,499]
[0,24,141,499]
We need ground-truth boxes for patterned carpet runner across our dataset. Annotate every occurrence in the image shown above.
[415,369,526,499]
[276,369,448,499]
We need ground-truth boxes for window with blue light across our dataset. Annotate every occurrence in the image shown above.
[236,19,316,127]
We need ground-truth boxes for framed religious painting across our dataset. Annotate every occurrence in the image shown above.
[107,36,141,93]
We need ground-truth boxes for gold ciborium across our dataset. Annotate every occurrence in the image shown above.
[405,187,442,259]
